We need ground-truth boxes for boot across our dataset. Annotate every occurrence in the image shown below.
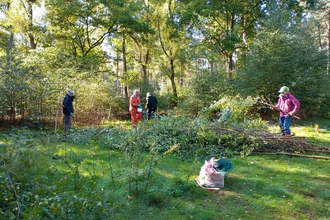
[284,132,291,136]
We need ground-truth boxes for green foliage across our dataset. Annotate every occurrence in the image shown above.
[198,95,267,129]
[96,116,264,162]
[176,69,229,116]
[122,70,142,87]
[1,0,328,127]
[192,128,263,159]
[68,128,98,145]
[217,133,262,157]
[1,119,330,219]
[234,6,328,118]
[0,0,329,218]
[1,127,47,173]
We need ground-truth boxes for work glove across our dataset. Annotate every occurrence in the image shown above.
[70,113,74,118]
[137,104,142,108]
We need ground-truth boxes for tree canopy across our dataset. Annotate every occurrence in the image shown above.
[0,0,329,127]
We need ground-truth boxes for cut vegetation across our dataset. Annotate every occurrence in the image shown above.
[1,115,329,220]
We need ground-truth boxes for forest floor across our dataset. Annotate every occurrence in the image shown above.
[0,117,329,219]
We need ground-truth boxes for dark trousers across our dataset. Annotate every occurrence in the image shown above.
[147,108,156,120]
[64,114,71,131]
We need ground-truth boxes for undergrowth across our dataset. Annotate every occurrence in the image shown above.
[1,99,328,219]
[0,114,264,219]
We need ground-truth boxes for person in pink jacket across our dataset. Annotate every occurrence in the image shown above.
[272,86,300,136]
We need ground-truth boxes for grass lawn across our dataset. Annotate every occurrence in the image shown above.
[0,118,330,219]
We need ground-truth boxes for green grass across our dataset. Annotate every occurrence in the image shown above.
[1,119,330,219]
[267,117,330,147]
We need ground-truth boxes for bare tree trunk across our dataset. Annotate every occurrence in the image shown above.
[27,1,37,49]
[224,12,235,77]
[115,54,122,96]
[226,55,233,78]
[169,59,178,98]
[328,8,330,74]
[142,48,149,83]
[122,34,128,98]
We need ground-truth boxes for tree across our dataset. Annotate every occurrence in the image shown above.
[152,0,189,99]
[180,0,267,76]
[301,0,330,74]
[235,4,328,117]
[45,0,115,57]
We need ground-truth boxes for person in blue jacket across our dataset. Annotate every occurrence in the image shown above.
[62,90,75,131]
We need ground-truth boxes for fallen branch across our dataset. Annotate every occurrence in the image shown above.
[207,124,330,158]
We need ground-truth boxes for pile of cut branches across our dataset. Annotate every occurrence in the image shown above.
[208,125,330,160]
[256,134,330,160]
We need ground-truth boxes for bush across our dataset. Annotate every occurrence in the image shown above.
[198,95,267,129]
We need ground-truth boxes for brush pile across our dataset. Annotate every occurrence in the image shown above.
[209,126,330,160]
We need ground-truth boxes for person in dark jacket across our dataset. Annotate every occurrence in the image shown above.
[62,90,75,131]
[145,92,158,120]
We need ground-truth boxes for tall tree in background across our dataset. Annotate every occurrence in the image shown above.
[154,0,189,99]
[235,2,328,117]
[180,0,266,77]
[23,0,42,49]
[0,0,329,125]
[126,0,156,88]
[102,0,153,97]
[1,0,43,50]
[45,0,114,57]
[302,0,330,74]
[0,1,15,119]
[0,0,46,122]
[0,0,14,73]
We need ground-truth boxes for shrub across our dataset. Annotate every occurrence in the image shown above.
[198,95,267,129]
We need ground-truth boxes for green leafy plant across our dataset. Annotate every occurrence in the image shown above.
[1,119,329,219]
[198,95,267,129]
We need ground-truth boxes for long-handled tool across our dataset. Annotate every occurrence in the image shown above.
[259,102,300,119]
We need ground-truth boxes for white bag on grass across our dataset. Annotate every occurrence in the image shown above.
[197,157,225,189]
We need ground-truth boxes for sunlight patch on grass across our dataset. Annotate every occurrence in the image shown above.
[267,121,330,145]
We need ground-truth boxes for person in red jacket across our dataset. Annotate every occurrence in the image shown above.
[271,86,300,136]
[129,90,143,128]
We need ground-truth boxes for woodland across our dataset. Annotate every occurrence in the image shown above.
[1,1,330,219]
[0,0,329,127]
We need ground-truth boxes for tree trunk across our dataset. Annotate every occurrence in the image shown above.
[6,33,14,74]
[142,48,149,83]
[169,58,178,98]
[225,54,233,78]
[28,2,37,49]
[328,13,330,74]
[115,54,121,95]
[122,34,128,98]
